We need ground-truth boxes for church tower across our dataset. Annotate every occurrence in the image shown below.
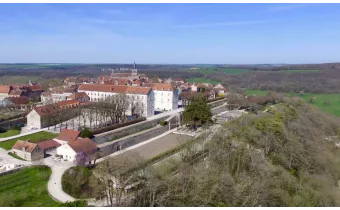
[132,61,137,76]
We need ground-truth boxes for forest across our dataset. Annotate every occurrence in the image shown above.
[62,96,340,207]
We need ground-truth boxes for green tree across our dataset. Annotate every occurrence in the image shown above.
[182,94,212,129]
[79,128,93,138]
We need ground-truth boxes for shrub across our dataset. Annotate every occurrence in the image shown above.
[53,200,88,207]
[0,127,6,133]
[79,128,93,138]
[12,125,21,131]
[160,121,168,126]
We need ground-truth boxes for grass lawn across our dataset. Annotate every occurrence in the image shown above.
[8,152,26,161]
[0,131,58,150]
[0,166,59,207]
[245,89,340,117]
[186,78,219,84]
[0,129,21,138]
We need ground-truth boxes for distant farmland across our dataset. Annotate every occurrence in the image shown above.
[189,68,249,75]
[258,69,321,74]
[245,89,340,117]
[186,78,219,84]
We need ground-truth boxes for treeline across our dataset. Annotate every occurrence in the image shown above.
[206,69,340,94]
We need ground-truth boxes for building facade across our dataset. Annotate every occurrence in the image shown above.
[78,84,155,117]
[146,83,178,111]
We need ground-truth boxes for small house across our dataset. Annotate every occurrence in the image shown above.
[12,140,44,161]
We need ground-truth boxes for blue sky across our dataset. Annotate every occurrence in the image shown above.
[1,3,340,64]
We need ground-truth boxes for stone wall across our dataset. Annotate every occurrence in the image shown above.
[0,117,26,130]
[98,126,169,157]
[209,98,227,109]
[94,116,169,145]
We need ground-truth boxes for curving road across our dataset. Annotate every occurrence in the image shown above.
[43,157,76,203]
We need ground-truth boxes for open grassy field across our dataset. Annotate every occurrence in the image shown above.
[0,129,21,138]
[0,131,58,150]
[245,89,340,117]
[186,78,219,84]
[0,76,41,84]
[0,166,58,207]
[257,69,321,74]
[188,68,249,75]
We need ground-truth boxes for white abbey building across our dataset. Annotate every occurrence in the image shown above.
[146,83,178,111]
[78,84,155,117]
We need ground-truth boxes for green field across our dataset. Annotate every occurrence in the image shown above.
[257,69,321,74]
[186,78,219,84]
[0,129,21,138]
[0,76,41,84]
[189,68,249,75]
[0,131,58,150]
[245,89,340,117]
[0,166,58,207]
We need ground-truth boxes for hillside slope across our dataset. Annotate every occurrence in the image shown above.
[129,98,340,207]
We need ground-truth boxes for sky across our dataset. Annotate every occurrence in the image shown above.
[1,3,340,64]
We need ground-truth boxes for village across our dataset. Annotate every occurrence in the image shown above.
[0,64,228,169]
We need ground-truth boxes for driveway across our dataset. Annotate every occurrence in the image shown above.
[43,156,76,203]
[0,148,31,166]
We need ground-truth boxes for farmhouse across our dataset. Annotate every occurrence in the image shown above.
[56,137,98,162]
[54,129,81,145]
[11,140,44,161]
[37,140,61,152]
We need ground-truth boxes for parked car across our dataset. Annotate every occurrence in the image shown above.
[17,123,25,128]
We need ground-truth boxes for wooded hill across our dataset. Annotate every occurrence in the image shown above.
[128,98,340,207]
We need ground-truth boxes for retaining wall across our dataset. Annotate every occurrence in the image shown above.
[94,116,169,144]
[98,126,169,157]
[0,166,24,176]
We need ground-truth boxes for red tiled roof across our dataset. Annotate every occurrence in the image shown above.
[12,140,38,153]
[37,140,61,149]
[0,85,11,94]
[68,137,98,155]
[78,84,151,95]
[57,99,79,108]
[30,85,43,91]
[55,129,80,142]
[145,83,173,91]
[67,92,89,100]
[7,96,30,105]
[33,100,79,116]
[9,90,23,96]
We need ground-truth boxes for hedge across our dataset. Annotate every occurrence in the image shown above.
[91,117,146,135]
[160,120,168,126]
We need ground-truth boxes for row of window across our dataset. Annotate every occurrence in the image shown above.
[155,92,171,96]
[86,92,146,100]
